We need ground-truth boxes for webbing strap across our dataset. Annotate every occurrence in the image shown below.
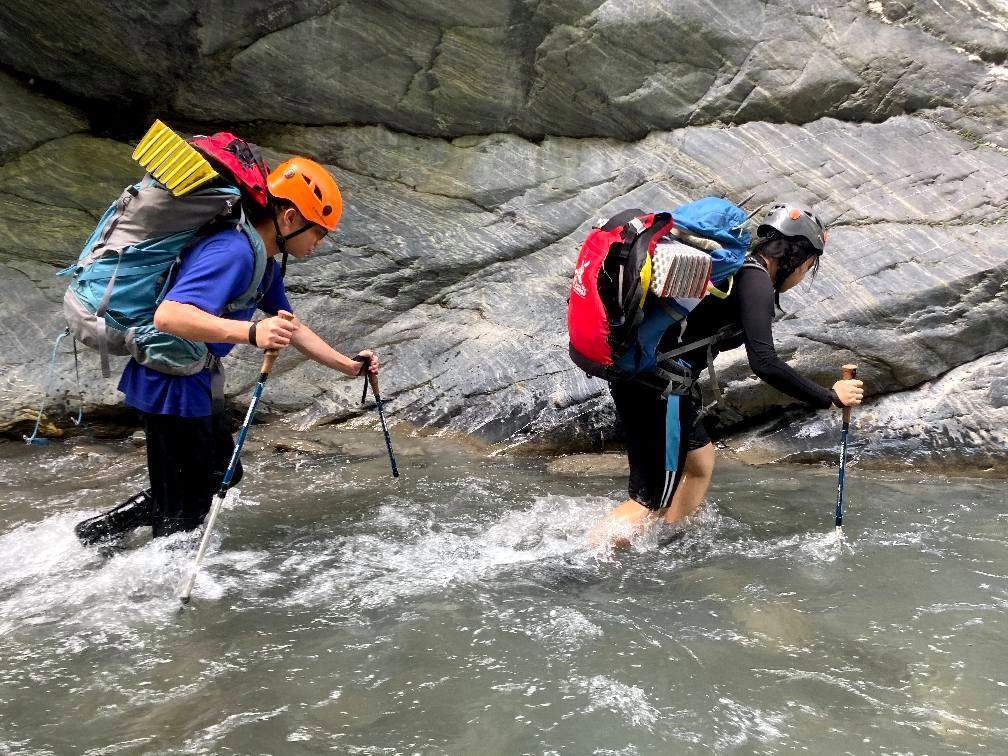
[95,318,110,378]
[706,275,733,299]
[653,359,694,399]
[24,328,71,444]
[95,248,125,378]
[71,337,83,426]
[80,185,136,269]
[208,354,225,414]
[706,341,723,404]
[652,323,743,403]
[657,333,718,362]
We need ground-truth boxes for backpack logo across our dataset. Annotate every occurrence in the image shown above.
[571,259,590,298]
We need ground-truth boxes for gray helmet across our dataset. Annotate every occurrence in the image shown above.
[757,203,827,252]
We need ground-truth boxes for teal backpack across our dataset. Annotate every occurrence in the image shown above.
[60,177,266,378]
[25,128,272,444]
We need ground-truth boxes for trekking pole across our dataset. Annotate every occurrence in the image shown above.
[356,356,399,478]
[834,364,857,537]
[179,313,293,604]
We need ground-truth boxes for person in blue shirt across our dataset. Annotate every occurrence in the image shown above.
[75,157,377,543]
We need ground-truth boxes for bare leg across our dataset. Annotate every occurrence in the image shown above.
[662,442,715,526]
[587,498,658,549]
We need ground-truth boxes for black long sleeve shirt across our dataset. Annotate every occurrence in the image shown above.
[662,264,837,409]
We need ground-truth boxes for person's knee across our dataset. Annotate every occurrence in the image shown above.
[685,443,715,481]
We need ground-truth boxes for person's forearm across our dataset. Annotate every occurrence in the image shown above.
[153,300,249,344]
[736,270,835,409]
[291,322,359,375]
[748,351,836,409]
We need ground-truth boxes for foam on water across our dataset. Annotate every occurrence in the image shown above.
[710,697,787,750]
[0,489,268,635]
[181,706,289,754]
[284,493,613,610]
[643,500,855,574]
[575,675,660,731]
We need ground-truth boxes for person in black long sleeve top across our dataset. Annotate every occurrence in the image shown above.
[589,202,863,549]
[676,260,838,409]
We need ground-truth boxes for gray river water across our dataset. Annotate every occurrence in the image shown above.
[1,430,1006,755]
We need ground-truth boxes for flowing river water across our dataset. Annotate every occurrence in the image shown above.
[1,429,1006,755]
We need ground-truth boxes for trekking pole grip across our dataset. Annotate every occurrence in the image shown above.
[261,311,295,376]
[841,363,857,424]
[367,371,382,401]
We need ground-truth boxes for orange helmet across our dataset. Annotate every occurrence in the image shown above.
[268,157,342,231]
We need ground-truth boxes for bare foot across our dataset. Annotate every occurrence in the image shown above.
[587,499,657,550]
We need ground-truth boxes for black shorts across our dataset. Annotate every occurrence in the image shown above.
[609,382,709,511]
[688,414,711,451]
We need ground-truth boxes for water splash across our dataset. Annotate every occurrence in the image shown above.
[0,490,266,634]
[285,493,613,610]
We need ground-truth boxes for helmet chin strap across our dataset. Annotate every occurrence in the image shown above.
[271,213,315,278]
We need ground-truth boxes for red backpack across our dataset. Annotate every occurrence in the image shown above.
[190,131,271,208]
[567,199,753,395]
[567,210,674,381]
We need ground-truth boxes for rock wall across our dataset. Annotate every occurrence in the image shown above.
[1,1,1006,473]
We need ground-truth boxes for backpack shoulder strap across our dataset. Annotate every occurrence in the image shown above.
[224,211,268,313]
[741,255,769,274]
[599,208,646,232]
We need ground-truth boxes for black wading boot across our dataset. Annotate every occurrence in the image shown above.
[74,490,155,545]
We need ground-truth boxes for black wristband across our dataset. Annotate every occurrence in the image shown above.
[248,322,258,347]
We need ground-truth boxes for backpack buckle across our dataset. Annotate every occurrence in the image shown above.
[653,357,694,398]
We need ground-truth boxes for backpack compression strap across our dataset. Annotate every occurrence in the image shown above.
[607,212,674,359]
[92,183,146,377]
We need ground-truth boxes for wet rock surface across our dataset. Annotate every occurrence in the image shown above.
[0,1,1006,474]
[546,454,630,478]
[725,348,1008,475]
[0,72,87,163]
[3,1,1005,140]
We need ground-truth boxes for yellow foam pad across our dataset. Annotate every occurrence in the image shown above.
[132,120,218,196]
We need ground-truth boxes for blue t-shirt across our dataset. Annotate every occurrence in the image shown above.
[118,228,292,417]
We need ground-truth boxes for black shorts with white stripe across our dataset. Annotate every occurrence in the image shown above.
[610,381,703,511]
